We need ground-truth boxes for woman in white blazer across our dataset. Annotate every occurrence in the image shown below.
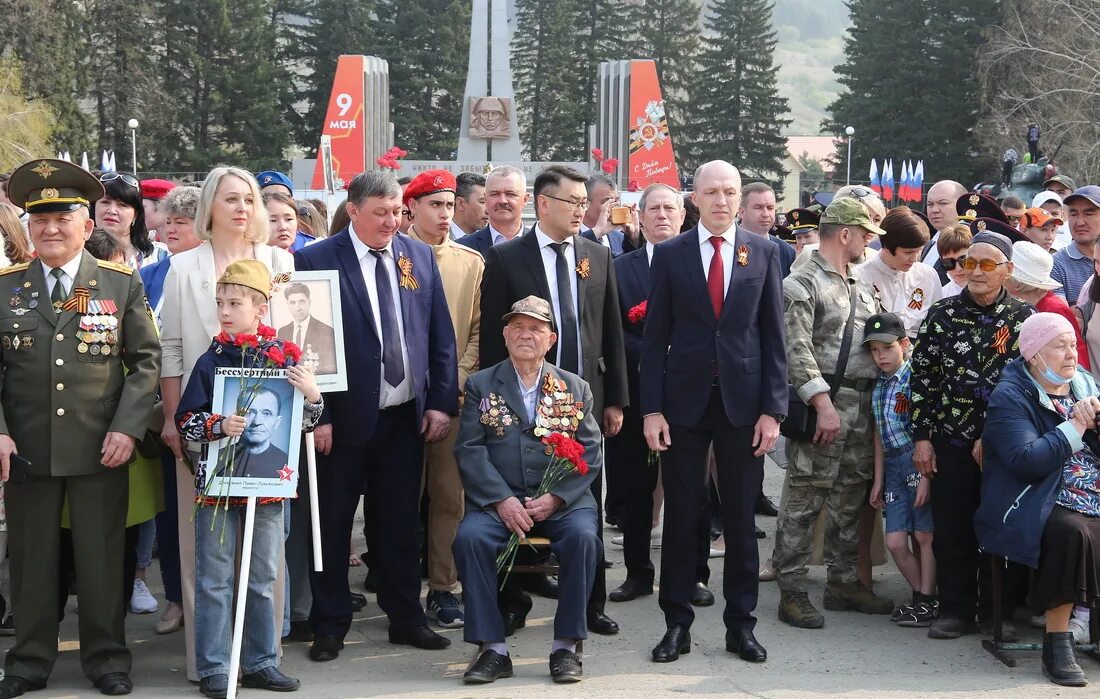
[158,166,294,682]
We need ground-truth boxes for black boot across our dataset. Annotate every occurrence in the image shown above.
[1042,631,1087,687]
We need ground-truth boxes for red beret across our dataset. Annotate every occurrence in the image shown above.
[140,178,176,200]
[403,169,456,207]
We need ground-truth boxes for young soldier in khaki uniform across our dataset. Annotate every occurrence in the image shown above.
[405,169,484,627]
[0,160,160,698]
[773,198,894,628]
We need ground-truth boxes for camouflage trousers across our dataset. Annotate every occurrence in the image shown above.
[773,387,875,593]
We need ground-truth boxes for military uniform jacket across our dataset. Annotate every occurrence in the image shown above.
[785,250,880,404]
[0,253,161,476]
[454,359,602,522]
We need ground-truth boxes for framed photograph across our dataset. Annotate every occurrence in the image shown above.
[202,368,305,498]
[267,270,347,392]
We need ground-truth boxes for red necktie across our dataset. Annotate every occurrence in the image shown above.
[707,236,725,318]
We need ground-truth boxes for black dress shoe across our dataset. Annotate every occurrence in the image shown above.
[527,572,560,599]
[549,649,583,683]
[350,592,367,612]
[503,609,527,636]
[241,666,301,692]
[463,650,513,684]
[587,610,619,635]
[285,620,314,643]
[755,494,779,517]
[726,628,767,662]
[0,676,45,699]
[309,635,344,661]
[199,674,229,699]
[691,582,715,607]
[362,568,378,593]
[388,624,451,650]
[609,578,653,602]
[652,624,691,663]
[94,672,133,696]
[755,525,766,539]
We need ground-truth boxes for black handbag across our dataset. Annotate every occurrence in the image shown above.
[780,283,859,442]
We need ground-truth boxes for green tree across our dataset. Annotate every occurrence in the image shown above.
[375,0,471,159]
[0,56,55,171]
[630,0,703,170]
[577,0,638,150]
[684,0,791,178]
[511,0,588,160]
[825,0,998,186]
[297,0,380,156]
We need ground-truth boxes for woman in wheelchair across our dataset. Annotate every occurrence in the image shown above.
[977,313,1099,687]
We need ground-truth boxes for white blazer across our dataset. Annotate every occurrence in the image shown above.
[160,242,294,389]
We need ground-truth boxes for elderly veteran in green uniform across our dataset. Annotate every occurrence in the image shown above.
[0,159,160,698]
[772,198,895,629]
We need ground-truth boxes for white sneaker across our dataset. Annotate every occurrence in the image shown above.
[1069,615,1089,643]
[611,534,624,546]
[130,579,158,614]
[611,528,662,547]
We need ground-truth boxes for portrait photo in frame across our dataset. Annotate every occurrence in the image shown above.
[266,270,347,392]
[202,368,305,499]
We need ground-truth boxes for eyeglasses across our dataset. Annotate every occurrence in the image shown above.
[99,172,139,188]
[941,256,963,271]
[961,257,1010,272]
[541,194,589,211]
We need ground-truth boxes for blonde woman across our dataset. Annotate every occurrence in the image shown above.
[158,167,294,682]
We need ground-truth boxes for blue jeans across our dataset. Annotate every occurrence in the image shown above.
[194,501,283,679]
[883,446,934,534]
[135,519,156,570]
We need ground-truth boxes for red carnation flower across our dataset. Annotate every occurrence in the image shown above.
[234,333,259,349]
[601,158,619,174]
[627,300,647,324]
[257,324,276,340]
[283,342,302,364]
[265,346,286,367]
[591,147,604,162]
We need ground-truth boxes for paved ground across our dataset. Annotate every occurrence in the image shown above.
[3,455,1098,697]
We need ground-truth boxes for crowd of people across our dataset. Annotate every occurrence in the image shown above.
[0,154,1097,697]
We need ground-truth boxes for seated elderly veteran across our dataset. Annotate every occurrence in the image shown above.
[976,312,1100,688]
[452,295,602,685]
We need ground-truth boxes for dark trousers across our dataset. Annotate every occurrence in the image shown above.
[659,388,762,631]
[587,464,607,615]
[454,509,598,644]
[604,420,627,524]
[930,436,1024,621]
[309,401,426,638]
[155,449,182,604]
[6,468,130,684]
[618,405,710,586]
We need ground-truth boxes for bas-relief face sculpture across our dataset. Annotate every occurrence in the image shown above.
[469,96,512,139]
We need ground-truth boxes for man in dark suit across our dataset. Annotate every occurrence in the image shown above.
[277,282,338,374]
[609,183,712,604]
[453,296,602,684]
[578,173,632,258]
[294,171,459,661]
[641,160,787,664]
[479,165,629,636]
[920,180,967,284]
[739,181,794,277]
[458,166,530,256]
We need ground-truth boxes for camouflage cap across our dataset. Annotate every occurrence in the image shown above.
[502,295,555,327]
[820,197,886,236]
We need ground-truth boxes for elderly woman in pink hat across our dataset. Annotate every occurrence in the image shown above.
[977,312,1100,687]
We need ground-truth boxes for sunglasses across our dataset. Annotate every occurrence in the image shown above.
[99,172,139,188]
[848,185,878,200]
[961,257,1010,272]
[941,256,962,271]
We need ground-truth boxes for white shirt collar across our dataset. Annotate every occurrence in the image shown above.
[698,221,736,246]
[645,241,655,265]
[489,222,523,243]
[41,251,84,282]
[534,223,572,249]
[514,362,545,391]
[348,222,393,261]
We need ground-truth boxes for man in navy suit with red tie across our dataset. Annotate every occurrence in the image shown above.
[294,171,459,661]
[640,161,787,664]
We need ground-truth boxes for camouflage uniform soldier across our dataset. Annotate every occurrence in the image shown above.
[773,199,895,628]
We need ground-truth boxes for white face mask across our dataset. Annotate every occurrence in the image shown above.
[1035,354,1073,386]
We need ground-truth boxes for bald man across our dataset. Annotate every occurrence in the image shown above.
[920,180,968,284]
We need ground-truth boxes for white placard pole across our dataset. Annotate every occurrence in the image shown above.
[305,432,323,571]
[226,496,257,699]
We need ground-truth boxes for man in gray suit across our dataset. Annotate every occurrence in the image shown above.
[453,296,602,685]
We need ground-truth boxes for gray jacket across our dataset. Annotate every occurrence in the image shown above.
[455,359,602,521]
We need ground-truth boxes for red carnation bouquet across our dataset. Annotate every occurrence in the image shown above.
[627,300,647,324]
[201,324,302,541]
[496,432,589,587]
